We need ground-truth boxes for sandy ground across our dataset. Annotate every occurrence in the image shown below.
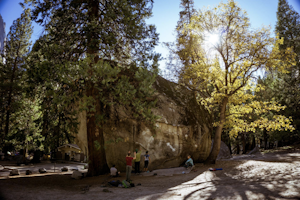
[0,150,300,200]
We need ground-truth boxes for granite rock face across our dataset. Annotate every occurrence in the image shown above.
[211,140,233,160]
[75,75,213,171]
[248,146,261,155]
[0,14,6,52]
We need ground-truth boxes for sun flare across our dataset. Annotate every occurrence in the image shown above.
[207,33,219,45]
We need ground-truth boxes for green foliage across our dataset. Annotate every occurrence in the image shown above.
[164,0,200,81]
[0,8,41,151]
[274,0,300,143]
[25,0,160,175]
[166,0,295,163]
[5,95,44,151]
[26,0,160,125]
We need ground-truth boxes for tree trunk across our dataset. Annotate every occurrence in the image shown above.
[4,42,20,143]
[226,131,232,155]
[263,129,268,150]
[251,134,256,150]
[86,0,109,176]
[0,91,4,145]
[4,67,17,141]
[242,133,246,154]
[86,86,109,176]
[204,97,228,164]
[56,113,60,147]
[236,137,240,155]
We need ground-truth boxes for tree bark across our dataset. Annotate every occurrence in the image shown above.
[86,88,109,176]
[251,134,256,150]
[226,131,232,155]
[4,63,17,142]
[263,129,268,150]
[204,97,228,164]
[236,136,240,155]
[4,39,21,142]
[0,91,4,145]
[86,0,109,176]
[242,133,246,154]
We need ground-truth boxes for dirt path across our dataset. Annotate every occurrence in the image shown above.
[1,150,300,200]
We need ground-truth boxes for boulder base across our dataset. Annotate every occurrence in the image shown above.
[248,146,261,155]
[71,170,83,179]
[211,140,232,160]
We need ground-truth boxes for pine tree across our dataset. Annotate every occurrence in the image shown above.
[276,0,300,56]
[25,0,159,176]
[176,0,196,66]
[0,8,33,149]
[165,0,201,82]
[275,0,300,142]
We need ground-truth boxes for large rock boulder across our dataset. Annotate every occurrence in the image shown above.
[71,170,83,179]
[248,146,261,155]
[211,140,232,160]
[75,75,213,171]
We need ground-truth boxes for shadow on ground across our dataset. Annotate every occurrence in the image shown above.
[136,151,300,200]
[0,151,299,200]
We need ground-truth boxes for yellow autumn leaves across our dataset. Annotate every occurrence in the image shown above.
[178,0,296,137]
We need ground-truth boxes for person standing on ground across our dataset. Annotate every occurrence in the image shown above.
[143,150,150,172]
[134,148,141,174]
[126,151,136,182]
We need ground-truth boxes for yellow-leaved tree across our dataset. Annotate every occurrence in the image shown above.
[178,0,296,164]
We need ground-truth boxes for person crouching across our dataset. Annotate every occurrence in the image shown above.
[184,155,194,169]
[110,164,120,177]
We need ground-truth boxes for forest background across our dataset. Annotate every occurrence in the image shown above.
[0,0,300,174]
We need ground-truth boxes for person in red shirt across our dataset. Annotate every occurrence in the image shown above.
[126,151,136,182]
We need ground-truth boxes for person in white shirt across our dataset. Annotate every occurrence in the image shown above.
[110,165,120,177]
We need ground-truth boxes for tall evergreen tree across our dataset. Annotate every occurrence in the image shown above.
[275,0,300,142]
[0,8,33,149]
[26,36,81,154]
[164,0,201,82]
[176,0,196,66]
[276,0,300,57]
[25,0,159,176]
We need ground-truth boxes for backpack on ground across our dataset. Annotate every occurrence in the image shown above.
[121,180,131,188]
